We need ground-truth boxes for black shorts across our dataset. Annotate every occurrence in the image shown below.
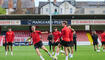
[60,40,70,47]
[73,41,76,44]
[52,42,60,46]
[69,41,74,47]
[7,42,13,46]
[102,42,105,45]
[34,41,43,49]
[93,41,98,45]
[48,41,52,46]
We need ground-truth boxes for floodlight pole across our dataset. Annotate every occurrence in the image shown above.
[49,0,52,33]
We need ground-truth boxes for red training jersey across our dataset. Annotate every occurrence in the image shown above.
[61,26,70,42]
[6,31,15,43]
[53,31,61,42]
[69,29,73,41]
[31,31,41,44]
[101,32,105,42]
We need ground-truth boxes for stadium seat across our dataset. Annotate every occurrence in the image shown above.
[13,31,49,43]
[76,31,89,41]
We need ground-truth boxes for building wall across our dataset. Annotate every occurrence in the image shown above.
[40,2,76,15]
[0,0,4,6]
[35,7,39,14]
[59,2,76,14]
[84,7,105,14]
[39,1,105,15]
[75,8,84,14]
[40,3,58,15]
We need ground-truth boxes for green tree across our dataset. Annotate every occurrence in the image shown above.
[0,7,6,14]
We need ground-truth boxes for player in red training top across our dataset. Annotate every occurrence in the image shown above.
[5,28,15,56]
[52,27,61,55]
[68,26,74,58]
[27,26,52,60]
[101,31,105,52]
[55,21,71,60]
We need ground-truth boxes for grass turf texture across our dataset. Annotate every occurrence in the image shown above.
[0,45,105,60]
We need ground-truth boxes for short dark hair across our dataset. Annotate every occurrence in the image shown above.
[8,28,12,29]
[55,9,57,12]
[54,27,57,29]
[62,21,67,25]
[92,30,96,32]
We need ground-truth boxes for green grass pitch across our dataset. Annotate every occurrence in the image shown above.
[0,45,105,60]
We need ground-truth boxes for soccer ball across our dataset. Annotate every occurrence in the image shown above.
[52,56,57,60]
[60,50,65,54]
[97,50,100,53]
[28,39,31,42]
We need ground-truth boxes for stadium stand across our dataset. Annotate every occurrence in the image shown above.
[1,30,103,46]
[76,31,89,41]
[76,31,90,45]
[14,31,49,42]
[14,31,30,42]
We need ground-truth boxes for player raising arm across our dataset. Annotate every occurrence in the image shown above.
[26,26,52,60]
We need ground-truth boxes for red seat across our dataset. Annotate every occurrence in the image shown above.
[76,31,89,42]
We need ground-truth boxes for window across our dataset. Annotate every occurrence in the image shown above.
[46,8,48,12]
[60,8,62,13]
[54,9,58,15]
[70,8,72,13]
[42,8,43,14]
[90,10,94,14]
[103,10,105,14]
[26,10,30,14]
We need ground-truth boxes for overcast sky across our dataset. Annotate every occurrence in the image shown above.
[35,0,104,6]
